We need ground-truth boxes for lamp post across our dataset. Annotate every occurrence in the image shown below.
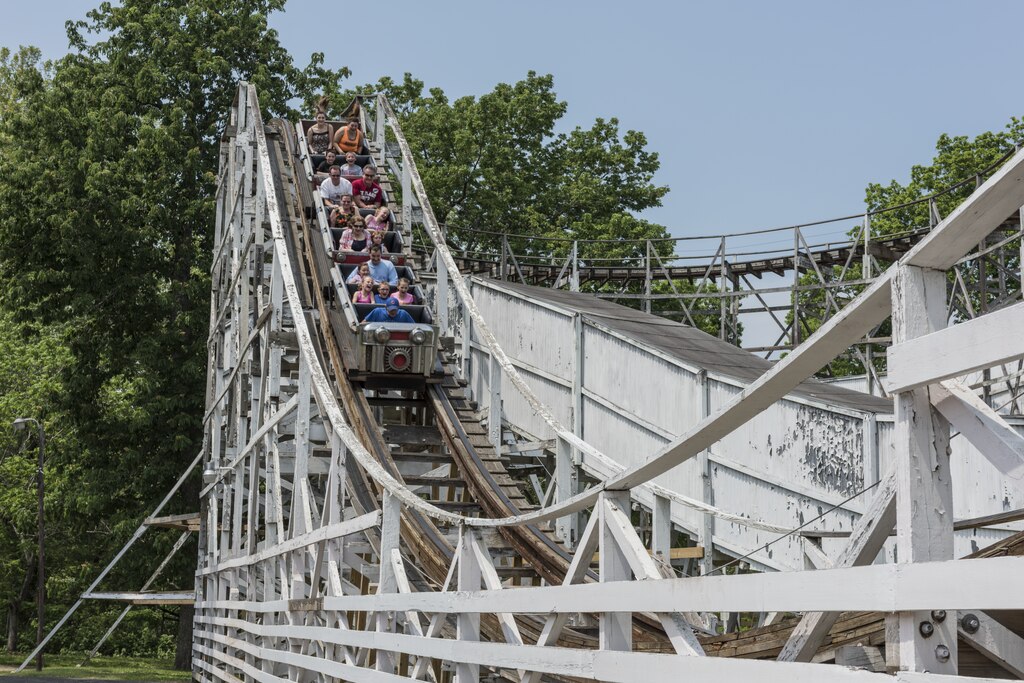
[12,417,44,672]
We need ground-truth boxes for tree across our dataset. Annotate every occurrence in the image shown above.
[370,72,670,254]
[790,118,1024,377]
[0,0,348,664]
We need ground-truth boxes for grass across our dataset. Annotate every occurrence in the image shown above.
[0,653,190,680]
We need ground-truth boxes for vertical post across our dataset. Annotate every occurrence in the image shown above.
[644,240,652,314]
[599,491,632,652]
[455,527,480,683]
[500,234,509,281]
[651,494,672,564]
[436,256,449,333]
[36,423,45,672]
[460,294,472,383]
[718,237,727,341]
[376,492,400,674]
[374,95,385,149]
[697,370,714,576]
[555,437,577,549]
[401,159,412,251]
[862,413,879,487]
[488,353,502,455]
[792,227,802,347]
[863,215,875,395]
[570,241,579,292]
[891,265,955,674]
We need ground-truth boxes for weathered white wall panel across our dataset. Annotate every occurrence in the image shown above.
[581,329,703,432]
[465,278,1022,570]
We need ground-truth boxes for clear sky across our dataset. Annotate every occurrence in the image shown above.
[4,0,1021,244]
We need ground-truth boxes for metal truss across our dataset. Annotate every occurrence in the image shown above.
[194,83,1024,682]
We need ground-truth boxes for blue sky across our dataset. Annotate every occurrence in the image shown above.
[3,1,1021,243]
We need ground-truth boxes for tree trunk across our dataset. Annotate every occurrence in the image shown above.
[6,559,36,653]
[173,604,194,670]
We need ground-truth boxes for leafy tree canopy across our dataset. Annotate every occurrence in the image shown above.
[367,72,671,261]
[0,0,347,656]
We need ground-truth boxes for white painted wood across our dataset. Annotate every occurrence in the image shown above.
[197,511,380,575]
[651,494,672,563]
[190,556,1024,615]
[455,528,480,683]
[891,265,956,674]
[554,436,577,548]
[931,380,1024,480]
[885,301,1024,393]
[600,496,703,655]
[778,472,896,662]
[197,614,1017,683]
[802,538,833,570]
[959,612,1024,678]
[598,492,632,652]
[376,493,401,674]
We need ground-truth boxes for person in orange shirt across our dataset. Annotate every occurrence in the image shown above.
[334,118,364,154]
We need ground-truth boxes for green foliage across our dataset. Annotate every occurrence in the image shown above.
[792,119,1024,377]
[371,72,670,255]
[0,0,348,657]
[866,120,1024,237]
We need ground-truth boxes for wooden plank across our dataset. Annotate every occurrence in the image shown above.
[83,591,194,605]
[930,380,1024,481]
[210,556,1024,616]
[145,512,201,531]
[959,612,1024,678]
[778,472,896,662]
[884,301,1024,393]
[891,265,956,674]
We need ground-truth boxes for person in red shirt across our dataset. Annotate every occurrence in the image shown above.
[351,166,384,209]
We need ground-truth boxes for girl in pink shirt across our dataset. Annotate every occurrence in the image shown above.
[390,277,416,305]
[352,276,374,304]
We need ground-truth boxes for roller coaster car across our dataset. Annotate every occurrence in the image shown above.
[357,320,439,378]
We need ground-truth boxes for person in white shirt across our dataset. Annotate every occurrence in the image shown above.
[319,166,352,213]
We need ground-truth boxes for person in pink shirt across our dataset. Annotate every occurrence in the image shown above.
[390,277,416,305]
[352,276,374,304]
[366,205,391,232]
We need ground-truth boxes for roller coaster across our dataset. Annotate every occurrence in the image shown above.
[24,82,1022,681]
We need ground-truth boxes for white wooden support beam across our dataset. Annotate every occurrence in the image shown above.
[930,380,1024,480]
[455,527,480,683]
[779,472,896,663]
[409,557,457,682]
[600,495,703,655]
[375,492,401,674]
[488,353,503,456]
[521,507,601,683]
[598,491,633,653]
[801,538,833,570]
[885,301,1024,393]
[959,611,1024,679]
[555,436,578,549]
[651,494,672,564]
[697,369,715,576]
[466,530,526,682]
[436,250,449,333]
[891,265,956,674]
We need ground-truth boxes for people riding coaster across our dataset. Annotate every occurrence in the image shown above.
[363,297,414,323]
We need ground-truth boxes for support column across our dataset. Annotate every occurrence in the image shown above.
[488,353,502,455]
[696,370,715,576]
[891,265,956,674]
[651,493,672,564]
[455,527,480,683]
[376,492,400,674]
[598,490,632,652]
